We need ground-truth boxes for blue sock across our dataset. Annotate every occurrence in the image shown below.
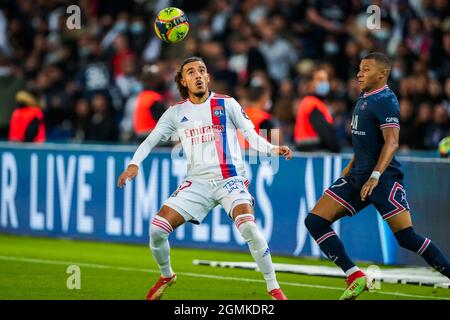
[395,227,450,279]
[305,213,356,274]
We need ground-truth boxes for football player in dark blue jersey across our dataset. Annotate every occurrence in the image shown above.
[304,52,450,300]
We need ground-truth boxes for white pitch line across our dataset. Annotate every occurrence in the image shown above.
[0,255,448,300]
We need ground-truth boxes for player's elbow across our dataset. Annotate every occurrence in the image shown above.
[390,141,399,150]
[385,139,399,150]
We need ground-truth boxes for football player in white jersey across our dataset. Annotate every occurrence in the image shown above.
[118,57,292,300]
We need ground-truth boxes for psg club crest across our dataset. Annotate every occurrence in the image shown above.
[213,105,224,117]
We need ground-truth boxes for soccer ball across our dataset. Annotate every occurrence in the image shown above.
[438,136,450,158]
[154,7,189,43]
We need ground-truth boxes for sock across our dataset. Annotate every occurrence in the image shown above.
[236,214,279,291]
[395,227,450,279]
[149,216,174,278]
[305,213,357,275]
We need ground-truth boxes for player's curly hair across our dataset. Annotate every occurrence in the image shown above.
[175,56,205,99]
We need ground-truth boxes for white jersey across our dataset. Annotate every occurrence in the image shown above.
[129,92,274,181]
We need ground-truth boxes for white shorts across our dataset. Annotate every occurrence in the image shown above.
[163,175,254,224]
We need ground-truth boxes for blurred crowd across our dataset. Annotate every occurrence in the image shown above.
[0,0,449,152]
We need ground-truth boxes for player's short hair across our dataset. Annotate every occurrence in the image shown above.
[175,56,206,99]
[363,52,392,70]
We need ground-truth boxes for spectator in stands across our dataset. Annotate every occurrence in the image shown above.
[39,64,72,140]
[272,79,296,145]
[399,98,416,151]
[115,55,140,100]
[111,33,136,79]
[258,21,297,83]
[445,78,450,108]
[9,91,46,143]
[76,39,112,101]
[240,78,282,149]
[120,64,166,143]
[405,17,430,57]
[71,97,90,142]
[0,54,25,138]
[294,69,340,152]
[228,34,267,84]
[329,97,351,148]
[414,102,433,150]
[425,104,450,149]
[84,93,117,142]
[305,0,350,76]
[210,54,238,95]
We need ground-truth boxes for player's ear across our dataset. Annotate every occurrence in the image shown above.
[180,77,187,88]
[381,67,390,79]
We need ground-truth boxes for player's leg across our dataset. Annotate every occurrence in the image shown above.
[387,210,450,279]
[148,179,214,300]
[147,205,186,300]
[149,205,185,278]
[306,182,363,277]
[231,203,287,300]
[305,177,372,300]
[218,176,286,299]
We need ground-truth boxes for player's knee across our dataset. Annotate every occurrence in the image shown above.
[238,221,257,241]
[235,214,266,248]
[304,213,329,233]
[394,226,424,251]
[149,216,172,247]
[231,201,253,219]
[304,213,315,232]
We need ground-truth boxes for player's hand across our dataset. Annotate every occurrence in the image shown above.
[272,146,293,160]
[360,177,378,201]
[117,164,139,188]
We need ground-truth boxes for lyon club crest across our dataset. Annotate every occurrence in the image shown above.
[212,105,224,117]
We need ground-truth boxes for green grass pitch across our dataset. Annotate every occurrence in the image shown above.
[0,234,448,300]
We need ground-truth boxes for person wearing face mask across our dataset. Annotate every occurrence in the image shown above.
[129,17,147,53]
[294,69,340,152]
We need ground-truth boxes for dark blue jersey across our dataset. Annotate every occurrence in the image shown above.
[350,85,403,178]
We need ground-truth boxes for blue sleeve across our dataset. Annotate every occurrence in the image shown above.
[372,96,400,130]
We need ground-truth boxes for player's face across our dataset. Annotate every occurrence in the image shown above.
[357,59,385,92]
[312,69,328,87]
[180,61,210,97]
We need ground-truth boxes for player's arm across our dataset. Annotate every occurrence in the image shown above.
[117,107,175,188]
[241,128,292,160]
[360,127,399,200]
[230,98,292,160]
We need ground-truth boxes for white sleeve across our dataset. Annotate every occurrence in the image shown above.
[228,98,254,131]
[128,107,176,167]
[241,127,276,155]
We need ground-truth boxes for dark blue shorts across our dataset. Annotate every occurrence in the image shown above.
[324,174,410,220]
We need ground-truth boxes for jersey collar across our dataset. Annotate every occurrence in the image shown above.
[363,85,388,98]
